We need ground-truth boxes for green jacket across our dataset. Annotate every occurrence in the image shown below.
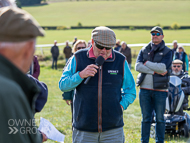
[0,55,42,143]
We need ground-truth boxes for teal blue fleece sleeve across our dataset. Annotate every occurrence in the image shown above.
[120,61,136,110]
[185,54,189,72]
[59,55,83,92]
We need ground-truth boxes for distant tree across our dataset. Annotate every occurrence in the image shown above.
[171,22,180,30]
[129,26,135,30]
[77,22,82,27]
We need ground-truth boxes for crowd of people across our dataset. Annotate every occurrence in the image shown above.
[50,37,132,70]
[0,0,190,143]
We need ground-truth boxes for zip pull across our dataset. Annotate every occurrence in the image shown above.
[99,66,102,70]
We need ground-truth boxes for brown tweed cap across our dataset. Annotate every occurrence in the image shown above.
[0,7,44,42]
[91,26,116,48]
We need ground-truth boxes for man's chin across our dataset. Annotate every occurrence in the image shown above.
[172,71,181,76]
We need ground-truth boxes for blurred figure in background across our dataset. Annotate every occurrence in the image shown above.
[72,40,87,53]
[119,41,132,69]
[114,39,121,51]
[0,0,47,142]
[174,45,189,72]
[72,37,77,46]
[29,55,40,80]
[172,40,178,57]
[87,40,92,48]
[51,40,59,70]
[171,60,190,111]
[63,41,72,63]
[27,74,48,113]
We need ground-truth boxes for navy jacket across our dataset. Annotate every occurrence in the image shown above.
[136,41,172,89]
[27,75,48,113]
[73,50,125,132]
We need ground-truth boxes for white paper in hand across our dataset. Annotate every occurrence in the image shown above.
[38,117,65,143]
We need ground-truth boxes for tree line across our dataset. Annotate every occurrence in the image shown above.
[16,0,45,7]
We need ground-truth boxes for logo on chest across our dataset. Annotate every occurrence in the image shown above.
[108,70,119,75]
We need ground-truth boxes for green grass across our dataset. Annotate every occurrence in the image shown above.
[23,1,190,27]
[24,1,190,142]
[35,61,190,143]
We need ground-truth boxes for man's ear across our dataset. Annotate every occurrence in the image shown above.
[23,40,35,59]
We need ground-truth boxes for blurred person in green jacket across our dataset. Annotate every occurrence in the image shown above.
[0,0,47,142]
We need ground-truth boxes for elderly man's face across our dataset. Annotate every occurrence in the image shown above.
[151,31,164,45]
[92,40,112,60]
[172,63,182,75]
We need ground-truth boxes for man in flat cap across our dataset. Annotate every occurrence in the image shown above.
[171,59,190,111]
[0,1,47,142]
[135,26,172,143]
[59,26,136,143]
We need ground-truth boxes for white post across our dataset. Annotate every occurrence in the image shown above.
[40,46,43,55]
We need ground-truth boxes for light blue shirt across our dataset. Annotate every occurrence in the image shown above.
[59,55,136,110]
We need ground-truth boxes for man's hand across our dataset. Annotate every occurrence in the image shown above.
[65,100,72,105]
[41,132,47,142]
[79,64,99,79]
[143,61,148,65]
[155,71,167,76]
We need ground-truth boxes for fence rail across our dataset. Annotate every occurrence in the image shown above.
[36,43,190,54]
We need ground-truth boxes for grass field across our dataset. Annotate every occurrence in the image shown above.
[22,1,190,142]
[23,1,190,27]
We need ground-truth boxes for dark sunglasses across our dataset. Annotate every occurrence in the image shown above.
[173,65,181,68]
[95,42,112,50]
[151,33,162,36]
[77,47,86,50]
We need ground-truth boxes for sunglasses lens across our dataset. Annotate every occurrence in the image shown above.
[97,46,104,50]
[173,65,181,68]
[151,33,162,36]
[106,47,111,50]
[95,42,111,50]
[77,47,86,50]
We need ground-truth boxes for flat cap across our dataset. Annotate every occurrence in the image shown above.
[150,26,163,35]
[172,59,183,64]
[0,7,44,42]
[92,26,116,48]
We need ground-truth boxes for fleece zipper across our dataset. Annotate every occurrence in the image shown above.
[98,65,102,132]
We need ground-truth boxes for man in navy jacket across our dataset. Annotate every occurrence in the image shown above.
[59,26,136,143]
[135,26,172,143]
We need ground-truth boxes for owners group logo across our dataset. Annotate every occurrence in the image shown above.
[8,119,39,134]
[108,70,119,75]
